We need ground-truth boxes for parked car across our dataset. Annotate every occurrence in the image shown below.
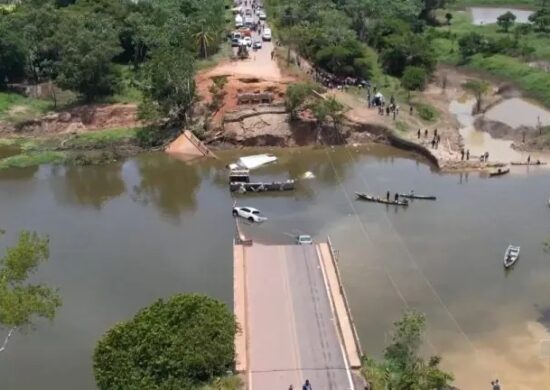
[262,28,272,41]
[258,11,266,20]
[232,207,267,223]
[253,40,262,49]
[296,235,313,245]
[231,37,241,47]
[243,36,252,47]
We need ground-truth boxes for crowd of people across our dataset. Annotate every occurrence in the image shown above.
[309,67,370,90]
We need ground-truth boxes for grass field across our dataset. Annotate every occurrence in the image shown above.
[0,92,53,122]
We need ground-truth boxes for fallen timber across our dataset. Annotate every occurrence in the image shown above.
[355,192,409,206]
[230,180,295,193]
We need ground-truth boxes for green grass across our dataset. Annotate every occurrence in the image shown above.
[395,120,409,132]
[0,151,66,170]
[63,127,140,149]
[415,103,440,122]
[0,92,53,122]
[200,375,243,390]
[468,53,550,107]
[197,42,232,71]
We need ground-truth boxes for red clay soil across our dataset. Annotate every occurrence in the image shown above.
[1,103,141,136]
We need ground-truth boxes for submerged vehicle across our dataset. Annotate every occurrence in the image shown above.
[228,154,277,170]
[232,206,267,223]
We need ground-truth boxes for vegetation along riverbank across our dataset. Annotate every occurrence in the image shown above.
[1,0,549,173]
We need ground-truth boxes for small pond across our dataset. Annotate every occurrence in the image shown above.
[470,7,534,25]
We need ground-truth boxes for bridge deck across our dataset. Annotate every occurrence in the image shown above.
[234,242,359,390]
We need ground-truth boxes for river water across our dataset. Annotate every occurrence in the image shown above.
[470,7,534,25]
[0,147,549,389]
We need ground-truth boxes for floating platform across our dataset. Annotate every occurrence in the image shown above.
[230,180,295,193]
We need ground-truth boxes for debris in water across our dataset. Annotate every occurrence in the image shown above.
[301,171,315,179]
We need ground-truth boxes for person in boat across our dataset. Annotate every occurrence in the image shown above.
[386,191,390,201]
[394,193,399,202]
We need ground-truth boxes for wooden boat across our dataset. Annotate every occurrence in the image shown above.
[398,193,436,200]
[504,245,520,268]
[489,168,510,177]
[510,161,546,166]
[355,192,409,206]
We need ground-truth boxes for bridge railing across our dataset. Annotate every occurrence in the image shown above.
[326,236,364,359]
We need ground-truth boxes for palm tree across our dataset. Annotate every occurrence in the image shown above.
[194,23,214,59]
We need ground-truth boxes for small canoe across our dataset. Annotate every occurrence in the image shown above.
[504,245,520,268]
[355,192,409,206]
[489,168,510,177]
[398,193,437,200]
[510,161,546,166]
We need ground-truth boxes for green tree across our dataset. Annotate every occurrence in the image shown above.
[529,7,550,32]
[445,12,453,26]
[194,23,214,59]
[462,79,490,113]
[285,83,314,120]
[139,45,196,123]
[362,312,453,389]
[0,231,61,353]
[0,22,26,86]
[93,294,237,389]
[497,11,516,32]
[55,12,121,101]
[401,66,427,100]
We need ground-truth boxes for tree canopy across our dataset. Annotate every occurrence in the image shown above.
[0,231,61,352]
[93,293,237,390]
[362,311,453,389]
[497,11,516,32]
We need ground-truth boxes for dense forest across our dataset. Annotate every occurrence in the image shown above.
[0,0,228,123]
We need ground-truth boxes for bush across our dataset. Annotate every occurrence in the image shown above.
[93,294,237,390]
[285,83,315,119]
[416,103,439,122]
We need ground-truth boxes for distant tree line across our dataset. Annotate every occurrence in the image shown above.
[0,0,227,123]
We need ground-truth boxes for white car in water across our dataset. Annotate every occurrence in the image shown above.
[296,235,313,245]
[232,207,267,223]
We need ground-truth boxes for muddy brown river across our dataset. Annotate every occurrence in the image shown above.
[0,146,549,389]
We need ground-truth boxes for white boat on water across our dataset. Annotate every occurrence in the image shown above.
[228,154,277,170]
[504,245,520,268]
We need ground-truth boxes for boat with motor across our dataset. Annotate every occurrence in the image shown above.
[398,192,436,200]
[504,245,520,268]
[355,192,409,206]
